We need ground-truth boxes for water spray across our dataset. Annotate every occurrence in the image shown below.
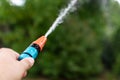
[18,0,78,60]
[45,0,78,37]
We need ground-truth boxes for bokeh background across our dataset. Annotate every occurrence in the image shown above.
[0,0,120,80]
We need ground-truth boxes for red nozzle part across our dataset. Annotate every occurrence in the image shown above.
[33,36,47,51]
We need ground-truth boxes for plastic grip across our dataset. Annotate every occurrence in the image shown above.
[18,46,39,61]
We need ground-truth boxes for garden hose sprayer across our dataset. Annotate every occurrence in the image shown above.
[18,36,47,60]
[18,0,78,60]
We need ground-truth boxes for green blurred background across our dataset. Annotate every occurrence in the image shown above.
[0,0,120,80]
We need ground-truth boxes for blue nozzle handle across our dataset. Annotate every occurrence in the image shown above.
[18,44,40,61]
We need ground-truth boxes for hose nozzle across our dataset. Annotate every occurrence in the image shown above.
[18,36,47,60]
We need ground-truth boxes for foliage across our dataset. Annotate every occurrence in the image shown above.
[0,0,120,79]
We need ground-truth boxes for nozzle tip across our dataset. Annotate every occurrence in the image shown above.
[33,36,47,51]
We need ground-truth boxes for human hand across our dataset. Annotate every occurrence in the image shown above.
[0,48,34,80]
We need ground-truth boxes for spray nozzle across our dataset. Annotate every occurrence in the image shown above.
[18,36,47,60]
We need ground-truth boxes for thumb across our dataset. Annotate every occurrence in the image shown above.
[20,58,35,70]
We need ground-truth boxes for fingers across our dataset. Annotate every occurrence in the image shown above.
[0,48,19,59]
[19,58,34,71]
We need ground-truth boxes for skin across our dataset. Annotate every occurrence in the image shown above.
[0,48,34,80]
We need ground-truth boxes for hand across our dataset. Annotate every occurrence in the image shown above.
[0,48,34,80]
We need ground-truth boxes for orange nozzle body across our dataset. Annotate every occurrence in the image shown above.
[33,36,47,51]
